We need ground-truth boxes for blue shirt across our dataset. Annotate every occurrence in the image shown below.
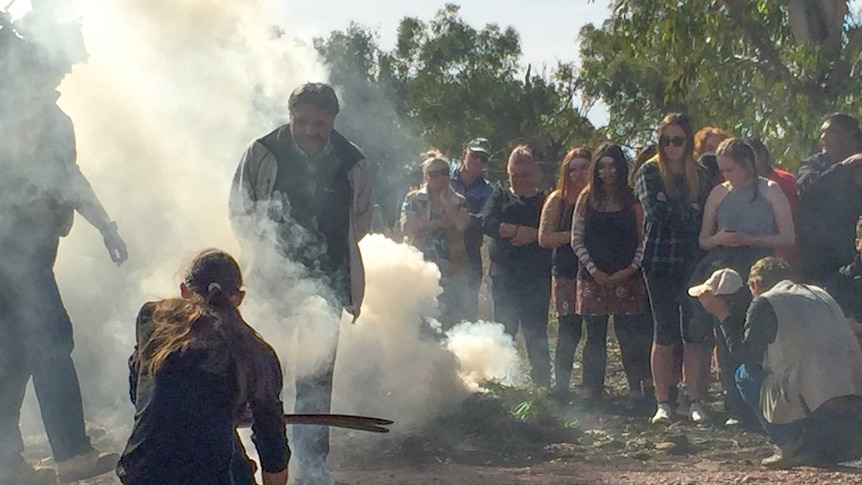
[450,166,495,217]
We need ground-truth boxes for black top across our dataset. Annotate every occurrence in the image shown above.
[552,199,577,279]
[796,153,862,283]
[717,296,779,367]
[118,304,289,485]
[584,203,638,274]
[481,188,552,279]
[260,126,361,301]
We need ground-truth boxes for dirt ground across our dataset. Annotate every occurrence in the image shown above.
[43,321,862,485]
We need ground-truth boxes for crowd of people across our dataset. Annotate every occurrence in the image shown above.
[4,11,862,479]
[398,111,862,469]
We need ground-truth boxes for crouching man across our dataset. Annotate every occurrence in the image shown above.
[695,257,862,468]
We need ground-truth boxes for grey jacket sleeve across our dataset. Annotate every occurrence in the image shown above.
[57,112,115,234]
[229,141,267,245]
[352,158,373,240]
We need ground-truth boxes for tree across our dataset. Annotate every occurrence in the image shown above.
[578,0,862,167]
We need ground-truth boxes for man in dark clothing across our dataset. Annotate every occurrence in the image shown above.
[481,146,552,387]
[229,83,372,485]
[0,60,128,484]
[796,113,862,283]
[697,258,862,469]
[450,138,495,321]
[826,216,862,348]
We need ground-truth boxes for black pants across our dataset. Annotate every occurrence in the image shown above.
[582,314,652,395]
[554,314,582,392]
[491,275,551,387]
[0,239,91,462]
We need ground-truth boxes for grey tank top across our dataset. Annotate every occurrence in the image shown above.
[716,178,775,237]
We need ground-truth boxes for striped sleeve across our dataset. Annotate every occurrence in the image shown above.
[570,194,597,275]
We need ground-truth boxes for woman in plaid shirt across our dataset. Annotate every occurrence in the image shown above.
[636,113,712,425]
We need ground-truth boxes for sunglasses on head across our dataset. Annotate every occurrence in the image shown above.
[426,168,449,178]
[660,136,686,148]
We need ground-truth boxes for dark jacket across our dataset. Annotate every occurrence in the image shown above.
[118,303,289,485]
[797,153,862,283]
[481,187,551,279]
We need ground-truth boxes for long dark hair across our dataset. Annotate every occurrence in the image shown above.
[586,142,635,209]
[143,249,273,402]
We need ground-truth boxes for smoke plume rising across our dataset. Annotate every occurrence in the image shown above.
[13,0,523,467]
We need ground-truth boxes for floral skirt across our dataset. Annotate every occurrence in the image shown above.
[575,266,647,316]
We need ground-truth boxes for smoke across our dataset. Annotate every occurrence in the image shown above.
[10,0,523,468]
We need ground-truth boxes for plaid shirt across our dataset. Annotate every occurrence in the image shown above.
[635,159,710,277]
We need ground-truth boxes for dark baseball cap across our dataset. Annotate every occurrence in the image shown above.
[465,138,491,156]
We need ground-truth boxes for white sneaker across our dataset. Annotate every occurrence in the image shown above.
[689,400,709,423]
[650,403,672,424]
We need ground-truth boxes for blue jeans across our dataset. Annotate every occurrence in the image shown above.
[734,363,803,447]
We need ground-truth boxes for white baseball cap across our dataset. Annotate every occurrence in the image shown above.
[688,268,744,297]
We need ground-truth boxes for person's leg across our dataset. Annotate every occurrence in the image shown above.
[614,313,652,395]
[581,315,609,400]
[518,278,551,387]
[554,314,582,394]
[293,322,340,475]
[734,363,803,447]
[0,358,29,464]
[490,276,519,338]
[30,355,92,461]
[644,275,683,403]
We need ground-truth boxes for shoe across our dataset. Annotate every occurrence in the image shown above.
[761,442,819,469]
[55,449,118,483]
[689,400,709,423]
[724,417,741,427]
[651,403,672,424]
[0,454,57,485]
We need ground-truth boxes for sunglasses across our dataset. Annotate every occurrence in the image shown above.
[660,136,686,148]
[426,168,449,178]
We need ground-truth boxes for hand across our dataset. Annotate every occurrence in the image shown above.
[103,228,128,266]
[608,266,635,282]
[592,270,611,286]
[840,153,862,169]
[510,226,537,246]
[697,292,731,321]
[499,223,518,238]
[656,192,667,202]
[713,229,750,247]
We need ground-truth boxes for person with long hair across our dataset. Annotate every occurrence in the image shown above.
[694,138,795,425]
[746,137,800,267]
[539,147,590,400]
[117,249,289,485]
[482,145,553,387]
[636,113,712,424]
[571,143,652,406]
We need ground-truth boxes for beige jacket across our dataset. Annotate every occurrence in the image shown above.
[760,281,862,424]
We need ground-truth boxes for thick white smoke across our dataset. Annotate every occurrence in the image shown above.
[15,0,523,466]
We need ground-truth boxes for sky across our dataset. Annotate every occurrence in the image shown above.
[278,0,614,123]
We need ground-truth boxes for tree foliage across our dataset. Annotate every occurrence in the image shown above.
[578,0,862,167]
[313,4,595,224]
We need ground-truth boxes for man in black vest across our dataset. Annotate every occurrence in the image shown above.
[230,83,372,485]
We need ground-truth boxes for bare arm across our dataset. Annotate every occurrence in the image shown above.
[698,184,728,250]
[538,192,570,248]
[353,159,374,239]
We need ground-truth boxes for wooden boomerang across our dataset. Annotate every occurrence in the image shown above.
[238,414,393,433]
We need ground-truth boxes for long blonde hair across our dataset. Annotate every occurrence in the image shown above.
[657,113,701,204]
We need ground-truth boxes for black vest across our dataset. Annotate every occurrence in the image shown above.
[257,125,363,280]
